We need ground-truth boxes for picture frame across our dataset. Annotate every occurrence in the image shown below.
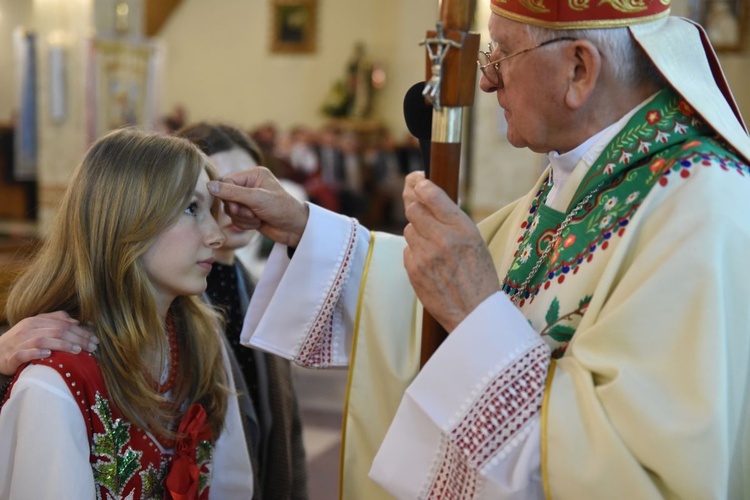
[270,0,317,54]
[690,0,746,52]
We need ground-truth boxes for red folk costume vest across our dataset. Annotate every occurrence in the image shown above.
[4,351,214,499]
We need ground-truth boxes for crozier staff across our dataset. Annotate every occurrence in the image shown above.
[418,0,480,366]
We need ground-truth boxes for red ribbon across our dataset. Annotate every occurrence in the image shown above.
[165,403,213,500]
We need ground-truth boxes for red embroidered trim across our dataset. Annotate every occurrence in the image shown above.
[296,221,358,367]
[426,344,549,499]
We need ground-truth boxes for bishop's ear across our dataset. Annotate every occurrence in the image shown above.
[564,40,601,109]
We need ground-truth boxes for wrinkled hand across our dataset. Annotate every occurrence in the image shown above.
[0,311,98,376]
[403,172,501,332]
[208,167,309,248]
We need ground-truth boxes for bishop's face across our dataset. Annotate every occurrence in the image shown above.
[479,13,573,154]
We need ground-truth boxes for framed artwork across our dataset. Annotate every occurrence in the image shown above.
[691,0,746,51]
[270,0,317,54]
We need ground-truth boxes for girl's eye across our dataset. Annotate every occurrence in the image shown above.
[184,201,199,216]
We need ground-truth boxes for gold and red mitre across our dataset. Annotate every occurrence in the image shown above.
[489,0,670,29]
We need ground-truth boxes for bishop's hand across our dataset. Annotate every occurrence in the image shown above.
[208,167,310,249]
[402,171,501,332]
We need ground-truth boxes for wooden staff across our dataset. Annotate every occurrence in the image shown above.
[419,0,480,367]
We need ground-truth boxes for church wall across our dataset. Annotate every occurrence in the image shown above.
[156,0,437,135]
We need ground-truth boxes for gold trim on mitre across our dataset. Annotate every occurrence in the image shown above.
[569,0,590,13]
[490,5,669,29]
[519,0,552,14]
[490,0,670,30]
[600,0,648,14]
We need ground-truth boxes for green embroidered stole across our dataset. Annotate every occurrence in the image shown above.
[500,88,746,356]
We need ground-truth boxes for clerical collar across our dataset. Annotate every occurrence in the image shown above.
[545,92,659,207]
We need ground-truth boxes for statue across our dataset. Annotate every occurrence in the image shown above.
[321,42,379,119]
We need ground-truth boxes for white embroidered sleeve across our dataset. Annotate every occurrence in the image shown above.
[370,291,550,499]
[242,203,371,367]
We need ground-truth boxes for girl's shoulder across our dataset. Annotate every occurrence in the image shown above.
[28,352,107,435]
[30,351,103,385]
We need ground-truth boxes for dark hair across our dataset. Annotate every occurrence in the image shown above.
[176,122,265,165]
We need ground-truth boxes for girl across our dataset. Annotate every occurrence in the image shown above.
[0,128,253,498]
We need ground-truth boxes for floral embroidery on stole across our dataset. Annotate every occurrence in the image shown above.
[501,88,747,357]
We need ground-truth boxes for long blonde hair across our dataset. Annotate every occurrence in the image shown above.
[7,128,227,440]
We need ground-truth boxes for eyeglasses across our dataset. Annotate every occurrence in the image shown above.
[477,37,577,86]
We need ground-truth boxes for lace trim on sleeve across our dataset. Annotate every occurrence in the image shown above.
[423,342,550,499]
[295,218,358,367]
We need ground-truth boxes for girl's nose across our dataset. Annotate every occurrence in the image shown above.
[205,215,226,248]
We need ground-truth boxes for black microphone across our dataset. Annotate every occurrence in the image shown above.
[403,81,433,176]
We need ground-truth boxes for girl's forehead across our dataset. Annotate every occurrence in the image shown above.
[195,169,212,197]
